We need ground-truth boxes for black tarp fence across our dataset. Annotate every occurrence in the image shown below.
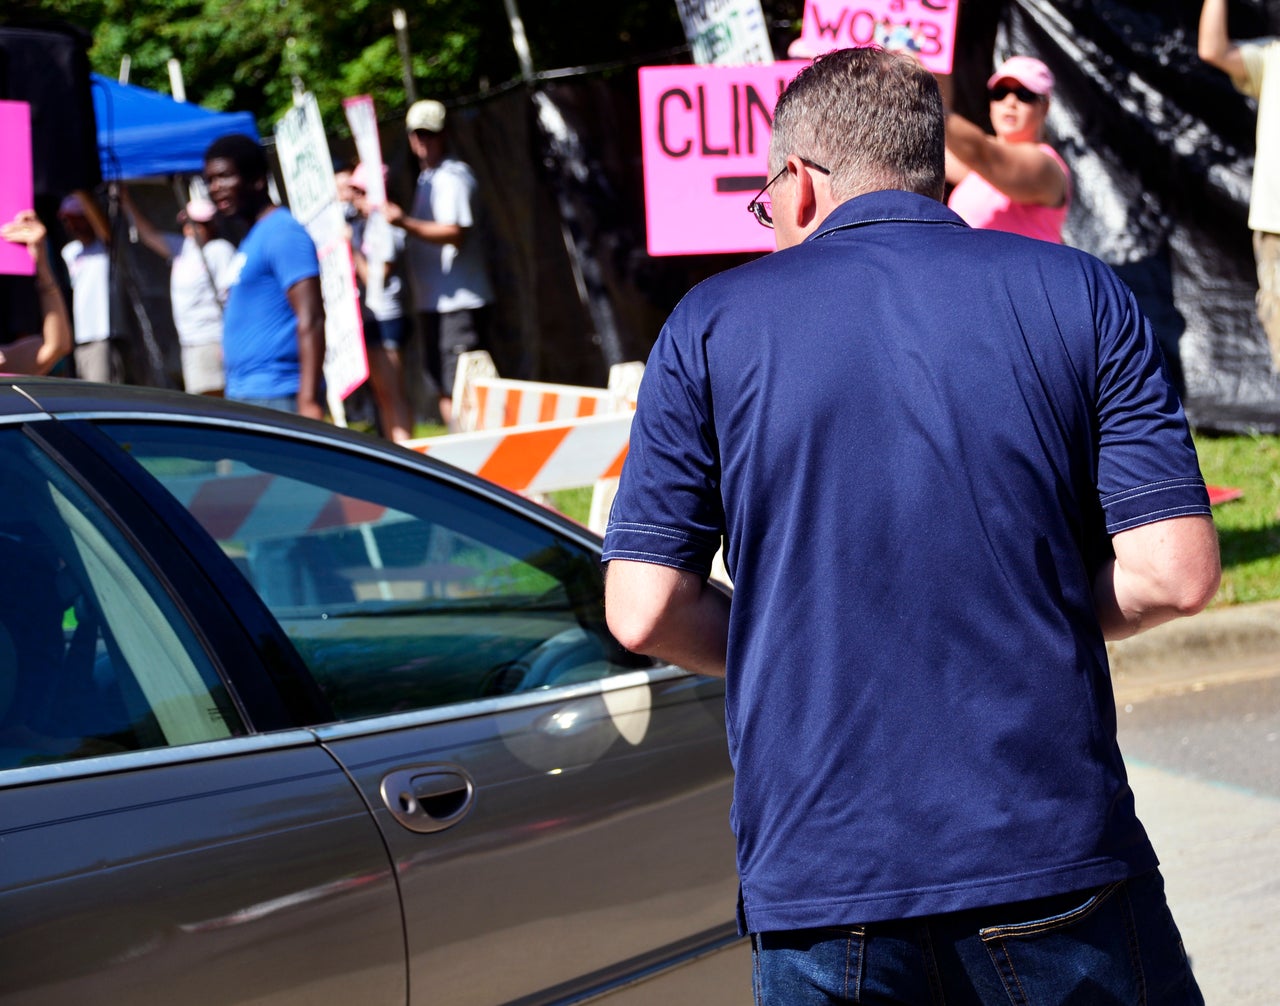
[437,0,1280,433]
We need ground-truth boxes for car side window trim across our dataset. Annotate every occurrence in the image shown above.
[0,728,322,790]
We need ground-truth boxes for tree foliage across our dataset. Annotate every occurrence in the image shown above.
[9,0,803,132]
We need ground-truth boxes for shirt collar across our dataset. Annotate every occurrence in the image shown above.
[807,190,966,244]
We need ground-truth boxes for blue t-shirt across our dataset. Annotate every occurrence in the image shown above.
[602,191,1212,933]
[222,208,320,399]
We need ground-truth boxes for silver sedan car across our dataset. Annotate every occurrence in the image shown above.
[0,379,743,1005]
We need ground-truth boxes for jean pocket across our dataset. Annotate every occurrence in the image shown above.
[978,882,1145,1005]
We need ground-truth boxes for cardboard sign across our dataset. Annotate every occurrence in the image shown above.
[675,0,774,66]
[0,101,35,277]
[639,62,806,256]
[275,95,369,401]
[788,0,958,73]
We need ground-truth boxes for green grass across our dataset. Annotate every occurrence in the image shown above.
[406,423,1280,607]
[1194,432,1280,607]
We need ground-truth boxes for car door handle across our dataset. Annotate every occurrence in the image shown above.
[380,765,476,834]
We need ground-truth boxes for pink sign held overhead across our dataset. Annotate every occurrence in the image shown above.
[788,0,959,73]
[0,100,36,277]
[640,62,807,257]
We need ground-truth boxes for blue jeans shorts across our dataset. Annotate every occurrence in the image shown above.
[750,870,1202,1005]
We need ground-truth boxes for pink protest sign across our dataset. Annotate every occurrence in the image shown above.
[640,62,807,257]
[0,101,35,277]
[788,0,959,73]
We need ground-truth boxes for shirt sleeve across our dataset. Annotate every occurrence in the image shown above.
[1236,38,1275,99]
[269,214,320,292]
[1092,264,1212,533]
[602,293,725,575]
[430,165,476,229]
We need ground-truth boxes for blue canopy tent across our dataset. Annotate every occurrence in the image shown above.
[91,73,260,181]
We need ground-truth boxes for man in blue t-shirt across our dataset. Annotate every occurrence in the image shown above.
[204,134,325,417]
[603,49,1219,1004]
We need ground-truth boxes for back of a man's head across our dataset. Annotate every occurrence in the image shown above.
[771,47,944,202]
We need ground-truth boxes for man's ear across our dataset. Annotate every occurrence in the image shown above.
[787,154,820,231]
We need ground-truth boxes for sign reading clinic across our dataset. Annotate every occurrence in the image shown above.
[788,0,959,73]
[640,62,807,256]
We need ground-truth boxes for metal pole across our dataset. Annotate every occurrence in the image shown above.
[392,9,418,104]
[501,0,536,82]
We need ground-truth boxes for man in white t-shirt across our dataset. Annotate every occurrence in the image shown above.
[385,99,495,427]
[57,194,126,384]
[122,188,235,395]
[1200,0,1280,370]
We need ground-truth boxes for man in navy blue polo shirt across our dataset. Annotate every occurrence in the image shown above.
[603,48,1219,1004]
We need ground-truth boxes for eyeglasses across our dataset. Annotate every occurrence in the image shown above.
[747,158,832,229]
[988,84,1042,104]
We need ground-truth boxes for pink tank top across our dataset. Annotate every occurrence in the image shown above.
[947,144,1070,244]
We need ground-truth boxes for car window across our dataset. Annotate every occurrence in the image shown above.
[101,424,651,722]
[0,431,241,771]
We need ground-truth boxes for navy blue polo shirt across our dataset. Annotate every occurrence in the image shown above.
[602,190,1211,933]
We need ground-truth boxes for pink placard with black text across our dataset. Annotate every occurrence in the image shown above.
[0,101,36,277]
[788,0,958,72]
[640,62,807,257]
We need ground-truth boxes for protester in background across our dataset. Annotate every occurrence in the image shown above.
[603,47,1217,1003]
[350,161,413,442]
[0,210,72,375]
[1199,0,1280,371]
[385,98,494,428]
[120,187,235,396]
[943,55,1070,243]
[58,192,128,382]
[204,133,325,418]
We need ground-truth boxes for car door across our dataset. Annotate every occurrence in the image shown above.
[92,417,742,1005]
[0,421,405,1006]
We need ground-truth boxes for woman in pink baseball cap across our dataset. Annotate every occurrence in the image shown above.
[942,55,1071,244]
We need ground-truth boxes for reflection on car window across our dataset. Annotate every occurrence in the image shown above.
[102,424,651,722]
[0,433,241,772]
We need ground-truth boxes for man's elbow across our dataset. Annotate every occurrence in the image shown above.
[1169,557,1221,618]
[605,603,662,656]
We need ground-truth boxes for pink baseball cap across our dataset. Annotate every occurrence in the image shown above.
[987,56,1055,96]
[349,161,387,193]
[183,198,217,223]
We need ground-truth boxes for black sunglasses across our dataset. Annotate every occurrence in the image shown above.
[747,158,832,229]
[988,84,1042,104]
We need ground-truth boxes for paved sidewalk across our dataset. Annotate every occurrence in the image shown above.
[1107,599,1280,700]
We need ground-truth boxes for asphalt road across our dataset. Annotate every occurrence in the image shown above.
[1118,661,1280,1005]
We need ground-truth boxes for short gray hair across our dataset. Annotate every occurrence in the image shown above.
[770,47,944,202]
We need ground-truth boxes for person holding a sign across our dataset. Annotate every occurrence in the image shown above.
[0,210,71,375]
[1199,0,1280,370]
[385,99,495,428]
[58,192,129,383]
[349,161,413,443]
[119,187,235,396]
[204,133,326,419]
[603,46,1214,1004]
[943,56,1070,244]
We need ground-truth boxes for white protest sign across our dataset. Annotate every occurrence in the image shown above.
[675,0,774,65]
[342,94,393,314]
[275,93,369,404]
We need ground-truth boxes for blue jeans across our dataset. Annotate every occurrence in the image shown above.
[236,394,298,414]
[750,870,1202,1005]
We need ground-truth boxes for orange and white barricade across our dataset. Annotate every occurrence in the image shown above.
[406,353,644,534]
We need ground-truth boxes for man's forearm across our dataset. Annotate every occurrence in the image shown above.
[398,216,466,246]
